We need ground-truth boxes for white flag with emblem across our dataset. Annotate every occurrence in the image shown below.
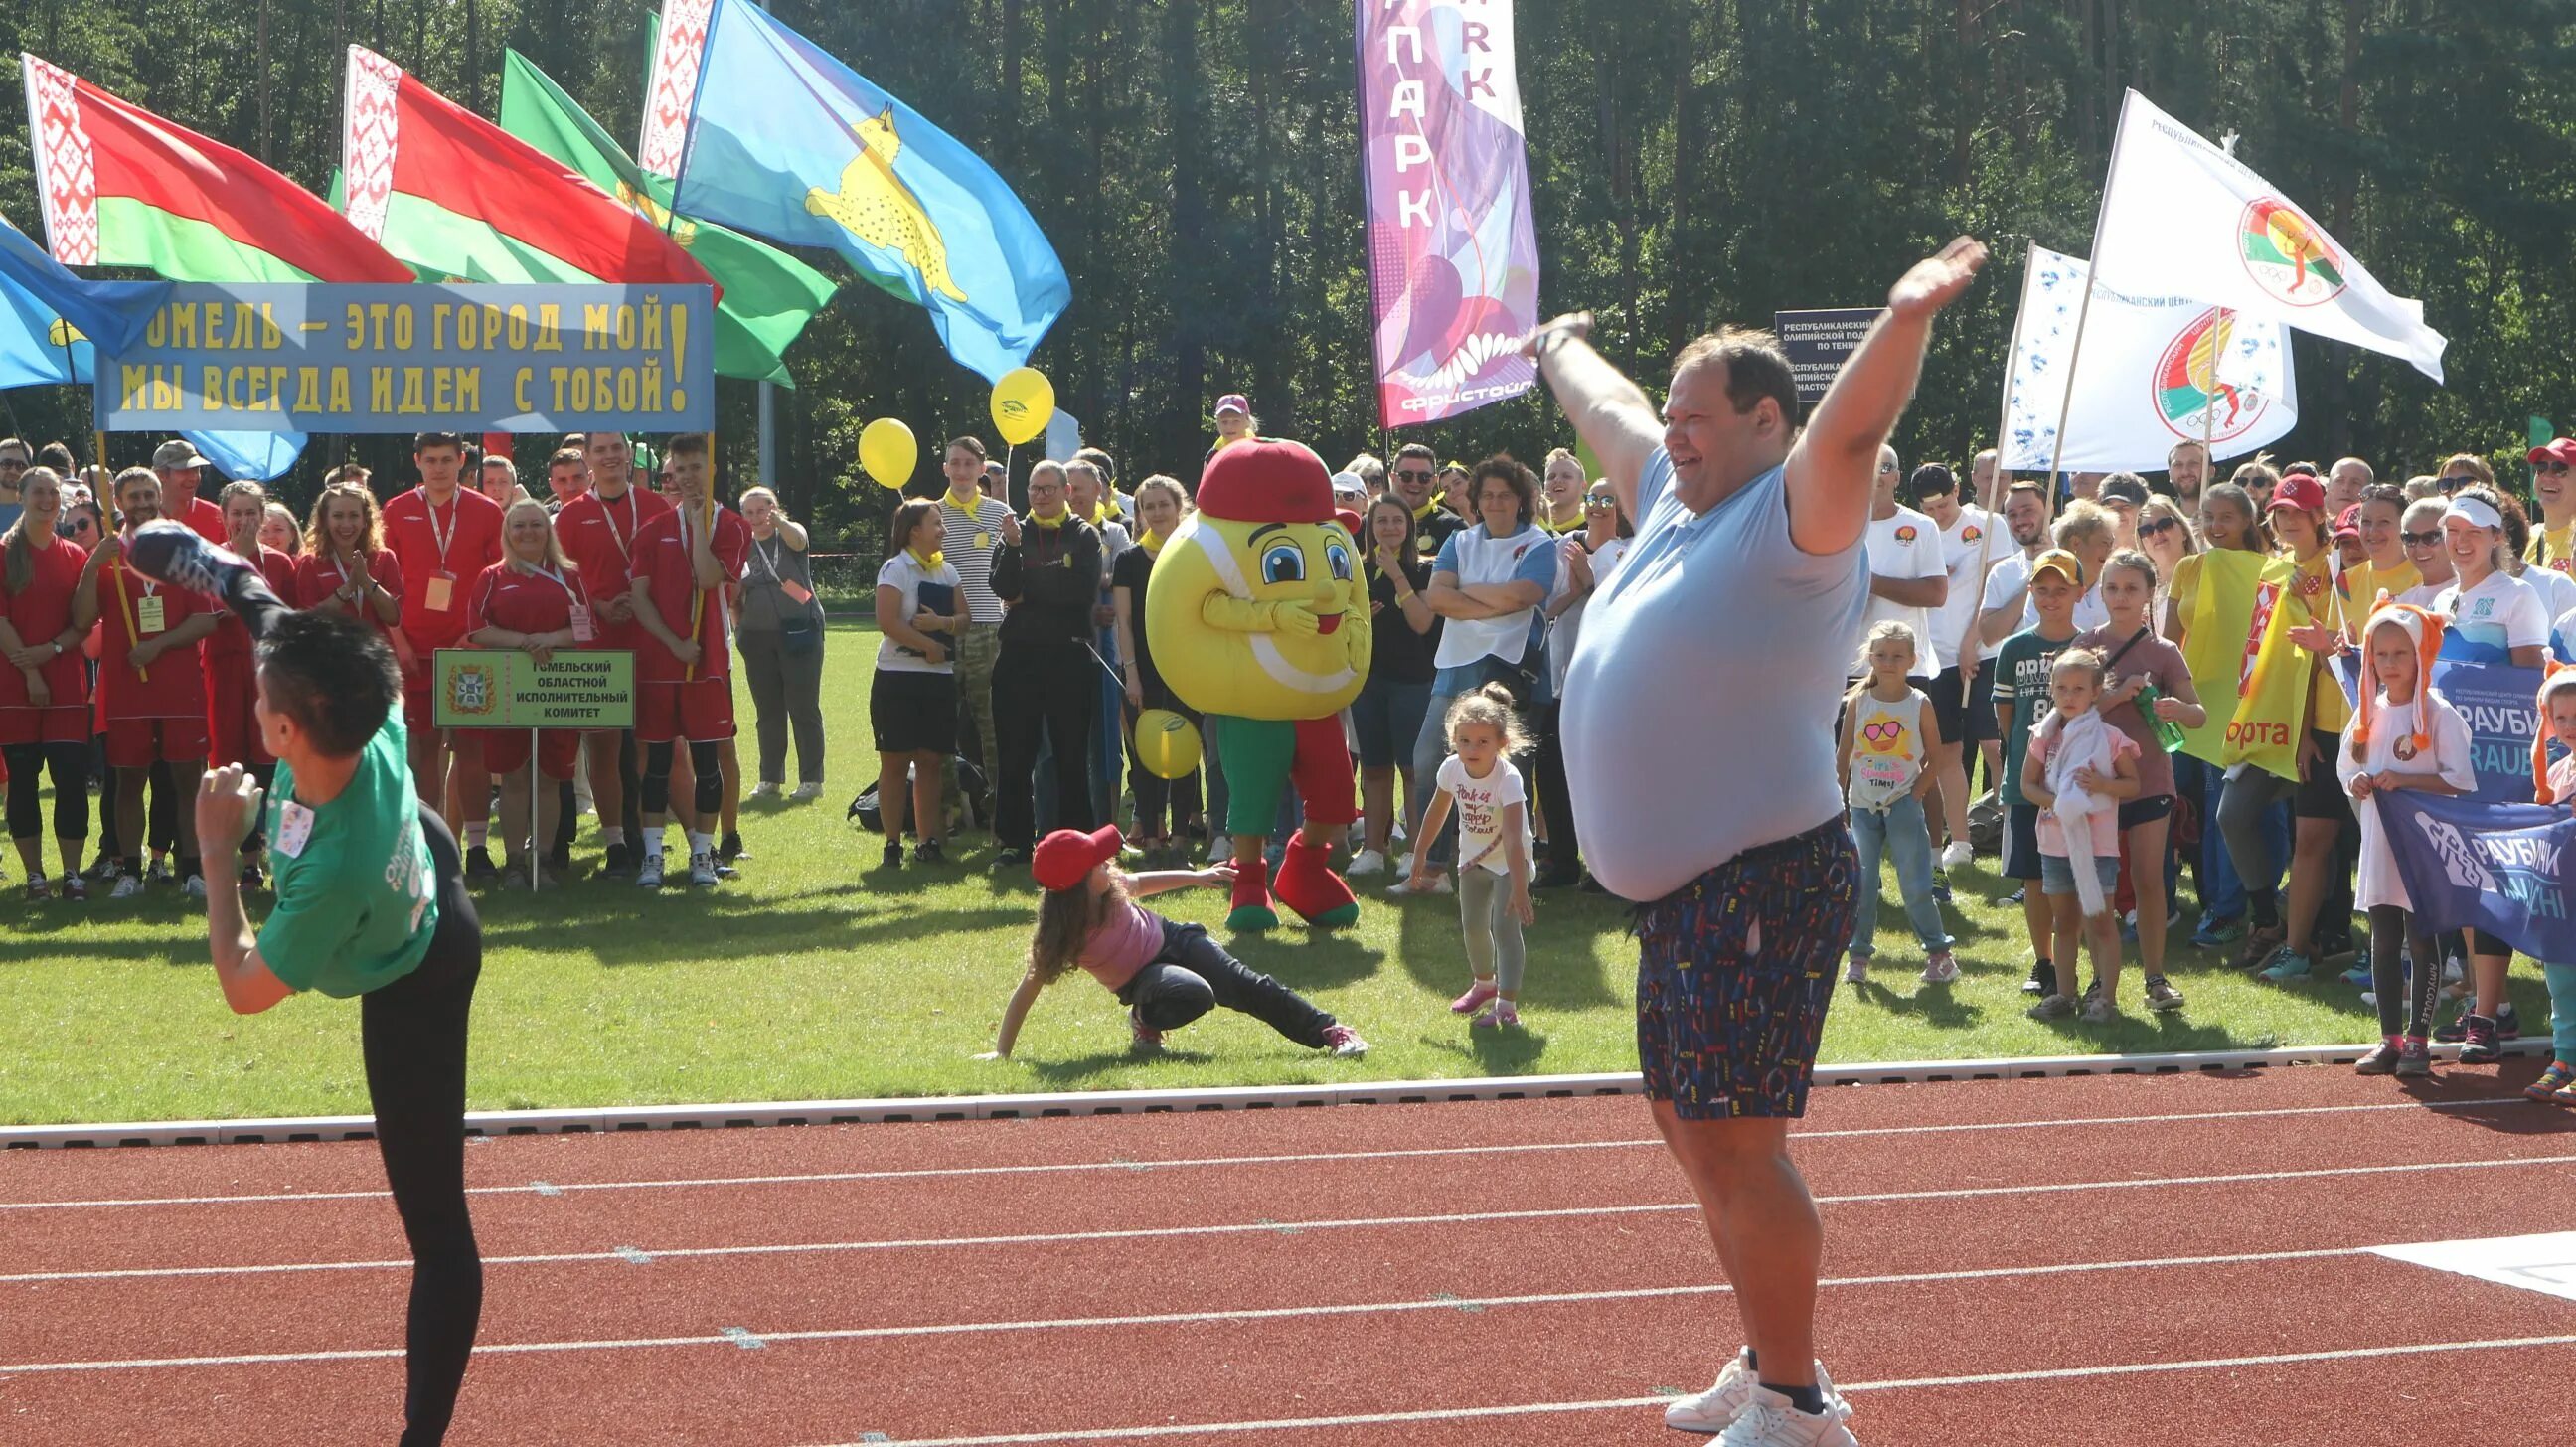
[2001,242,2298,472]
[2089,89,2445,381]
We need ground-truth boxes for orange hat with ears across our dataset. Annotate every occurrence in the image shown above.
[2532,664,2576,804]
[2350,597,2446,759]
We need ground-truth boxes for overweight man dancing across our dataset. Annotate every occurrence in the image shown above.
[1536,236,1987,1445]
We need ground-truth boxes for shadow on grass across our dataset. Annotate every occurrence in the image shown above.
[1023,1045,1215,1083]
[1412,1024,1553,1073]
[1852,977,1982,1029]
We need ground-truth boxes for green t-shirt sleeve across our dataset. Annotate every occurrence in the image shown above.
[254,861,355,993]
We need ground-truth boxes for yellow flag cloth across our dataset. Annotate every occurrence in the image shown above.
[2221,555,2322,781]
[2178,550,2267,766]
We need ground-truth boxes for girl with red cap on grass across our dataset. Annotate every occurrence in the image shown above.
[978,824,1369,1060]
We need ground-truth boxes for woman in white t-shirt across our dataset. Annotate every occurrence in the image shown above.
[2432,491,2549,668]
[872,499,971,869]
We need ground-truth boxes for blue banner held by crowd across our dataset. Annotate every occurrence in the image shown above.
[2334,653,2539,804]
[2379,790,2575,963]
[93,281,715,435]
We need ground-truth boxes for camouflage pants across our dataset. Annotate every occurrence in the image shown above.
[954,623,1004,812]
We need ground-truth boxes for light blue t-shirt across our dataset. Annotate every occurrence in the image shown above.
[1560,451,1866,901]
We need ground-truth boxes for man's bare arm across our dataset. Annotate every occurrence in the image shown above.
[1523,313,1664,522]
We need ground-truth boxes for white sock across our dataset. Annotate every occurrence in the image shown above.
[687,830,714,857]
[641,832,664,860]
[463,822,487,848]
[602,826,626,847]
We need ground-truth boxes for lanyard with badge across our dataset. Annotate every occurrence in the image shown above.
[110,561,164,680]
[753,535,815,607]
[530,563,595,643]
[421,492,461,612]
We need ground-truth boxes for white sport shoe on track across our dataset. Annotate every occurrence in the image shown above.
[1666,1354,1850,1437]
[1713,1385,1857,1446]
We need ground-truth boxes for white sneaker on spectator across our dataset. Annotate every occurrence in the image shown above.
[789,782,823,802]
[636,854,665,888]
[1712,1385,1857,1446]
[184,875,207,899]
[1665,1348,1758,1434]
[749,781,779,799]
[1346,850,1387,877]
[1938,840,1974,870]
[1386,873,1450,897]
[109,874,145,900]
[689,851,720,887]
[1393,850,1413,877]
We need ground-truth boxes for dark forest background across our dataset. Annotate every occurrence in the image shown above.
[3,0,2572,546]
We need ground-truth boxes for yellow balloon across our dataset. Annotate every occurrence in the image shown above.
[858,417,916,490]
[990,367,1055,447]
[1133,708,1203,780]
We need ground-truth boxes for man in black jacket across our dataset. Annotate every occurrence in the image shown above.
[989,460,1105,866]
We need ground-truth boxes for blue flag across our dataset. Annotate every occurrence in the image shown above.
[2380,791,2576,963]
[658,0,1067,382]
[0,214,307,481]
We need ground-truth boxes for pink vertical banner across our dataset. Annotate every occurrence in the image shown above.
[1356,0,1540,430]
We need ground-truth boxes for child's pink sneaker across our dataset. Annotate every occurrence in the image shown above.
[1450,979,1498,1015]
[1471,999,1521,1029]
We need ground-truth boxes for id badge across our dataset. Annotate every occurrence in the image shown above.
[425,572,457,612]
[780,578,815,606]
[274,800,315,859]
[135,594,167,634]
[568,602,597,643]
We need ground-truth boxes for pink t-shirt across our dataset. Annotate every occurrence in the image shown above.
[2031,724,2140,858]
[1078,900,1165,991]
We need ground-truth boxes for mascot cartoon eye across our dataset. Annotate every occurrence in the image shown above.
[1324,541,1354,581]
[1261,542,1307,584]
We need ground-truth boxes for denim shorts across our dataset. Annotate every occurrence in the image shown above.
[1349,675,1433,770]
[2040,852,2120,899]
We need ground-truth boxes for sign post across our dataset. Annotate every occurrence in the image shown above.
[432,649,636,890]
[1772,307,1886,411]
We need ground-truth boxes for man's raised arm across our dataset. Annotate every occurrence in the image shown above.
[1522,312,1666,522]
[1786,238,1988,557]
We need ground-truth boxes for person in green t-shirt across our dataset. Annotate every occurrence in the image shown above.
[131,521,484,1447]
[1991,547,2085,1001]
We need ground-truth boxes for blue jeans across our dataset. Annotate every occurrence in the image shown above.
[1849,794,1952,957]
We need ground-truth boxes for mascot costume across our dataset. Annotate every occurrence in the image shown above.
[1148,439,1370,931]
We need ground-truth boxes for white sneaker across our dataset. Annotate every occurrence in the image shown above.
[1938,840,1974,870]
[689,851,720,887]
[1713,1386,1857,1446]
[636,854,666,888]
[1844,956,1868,985]
[1346,849,1387,878]
[789,782,823,802]
[1386,873,1451,897]
[1393,850,1414,877]
[1666,1348,1758,1434]
[749,781,779,799]
[183,875,207,899]
[109,874,145,900]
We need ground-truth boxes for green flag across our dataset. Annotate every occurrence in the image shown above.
[2534,416,2557,449]
[497,49,837,387]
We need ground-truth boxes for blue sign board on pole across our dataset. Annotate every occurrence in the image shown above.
[93,282,715,434]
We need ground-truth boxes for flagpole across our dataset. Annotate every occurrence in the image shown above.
[2043,90,2141,499]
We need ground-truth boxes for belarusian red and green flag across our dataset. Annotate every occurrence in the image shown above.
[338,45,714,296]
[496,49,834,387]
[21,52,412,282]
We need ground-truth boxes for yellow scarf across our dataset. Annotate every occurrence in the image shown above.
[908,547,944,572]
[1088,499,1111,526]
[1542,512,1584,535]
[943,487,981,513]
[1136,527,1166,554]
[1410,499,1437,522]
[1028,509,1067,531]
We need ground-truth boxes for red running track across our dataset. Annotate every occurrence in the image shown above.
[6,1062,2576,1445]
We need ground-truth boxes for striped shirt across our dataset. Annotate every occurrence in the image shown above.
[938,492,1018,624]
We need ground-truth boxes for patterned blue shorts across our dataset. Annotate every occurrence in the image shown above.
[1632,818,1859,1120]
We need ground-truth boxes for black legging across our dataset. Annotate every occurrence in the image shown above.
[2366,904,2442,1040]
[3,740,88,846]
[94,751,177,863]
[1530,698,1578,880]
[1122,676,1203,839]
[364,809,484,1446]
[641,739,721,819]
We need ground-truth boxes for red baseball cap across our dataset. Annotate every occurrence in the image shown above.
[2267,471,2327,515]
[1033,825,1124,892]
[2334,503,2362,541]
[2530,438,2576,467]
[1197,436,1335,525]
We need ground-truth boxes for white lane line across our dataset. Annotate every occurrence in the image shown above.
[0,1245,2403,1374]
[780,1335,2576,1446]
[0,1097,2500,1213]
[13,1154,2576,1285]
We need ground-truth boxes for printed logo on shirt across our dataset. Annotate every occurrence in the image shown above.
[1960,525,1983,545]
[1859,719,1911,753]
[1894,525,1918,544]
[2472,597,2496,619]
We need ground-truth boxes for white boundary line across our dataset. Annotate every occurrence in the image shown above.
[782,1335,2576,1447]
[1,1039,2544,1150]
[0,1244,2430,1373]
[12,1155,2576,1284]
[0,1095,2520,1214]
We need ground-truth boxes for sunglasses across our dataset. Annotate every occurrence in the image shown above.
[1585,494,1616,510]
[2540,462,2572,476]
[1395,469,1433,482]
[2139,517,2179,537]
[2401,530,2443,547]
[0,460,25,471]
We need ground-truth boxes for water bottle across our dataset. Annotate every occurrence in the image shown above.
[2136,682,2188,753]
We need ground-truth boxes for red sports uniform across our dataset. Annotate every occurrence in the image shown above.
[95,557,211,767]
[204,544,299,767]
[465,560,596,779]
[630,502,749,744]
[172,494,226,545]
[293,547,406,631]
[0,537,91,745]
[555,485,675,652]
[380,486,505,732]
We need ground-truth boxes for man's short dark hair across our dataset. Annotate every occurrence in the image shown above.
[0,437,29,463]
[1909,463,1957,501]
[1073,445,1116,485]
[946,435,988,461]
[548,448,585,472]
[412,431,466,455]
[257,610,401,758]
[1395,443,1438,467]
[666,432,711,461]
[36,441,74,474]
[1673,327,1800,423]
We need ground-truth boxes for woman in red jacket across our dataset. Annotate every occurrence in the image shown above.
[466,499,595,886]
[0,466,98,898]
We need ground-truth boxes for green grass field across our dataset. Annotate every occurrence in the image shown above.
[0,621,2535,1126]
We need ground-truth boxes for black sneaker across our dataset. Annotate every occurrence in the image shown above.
[2459,1014,2503,1065]
[2395,1039,2434,1077]
[464,846,499,882]
[2354,1040,2401,1075]
[2497,1002,2522,1041]
[2022,958,2056,996]
[993,848,1031,869]
[914,838,946,866]
[719,830,745,863]
[1533,870,1582,890]
[124,520,256,602]
[545,841,572,873]
[603,841,633,878]
[881,840,903,869]
[240,861,264,891]
[1930,868,1953,904]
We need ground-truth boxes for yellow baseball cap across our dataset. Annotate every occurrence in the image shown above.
[2029,548,2085,587]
